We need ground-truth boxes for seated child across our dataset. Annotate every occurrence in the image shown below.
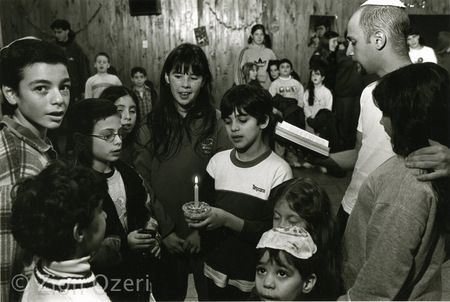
[185,84,292,301]
[10,160,111,301]
[85,52,122,98]
[241,62,263,88]
[254,226,318,301]
[304,66,333,134]
[67,98,161,302]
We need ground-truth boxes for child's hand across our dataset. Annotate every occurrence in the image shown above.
[162,232,185,254]
[127,230,156,251]
[187,207,228,231]
[183,230,201,254]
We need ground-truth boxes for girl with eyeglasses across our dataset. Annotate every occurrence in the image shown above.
[67,98,161,302]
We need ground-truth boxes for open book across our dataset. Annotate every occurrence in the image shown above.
[275,121,330,156]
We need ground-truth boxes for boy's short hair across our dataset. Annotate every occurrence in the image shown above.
[0,38,68,114]
[50,19,71,31]
[279,58,294,70]
[221,85,274,133]
[95,52,110,62]
[11,160,108,261]
[67,98,119,135]
[131,66,147,77]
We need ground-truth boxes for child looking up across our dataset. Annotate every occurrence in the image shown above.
[85,52,122,98]
[130,66,157,121]
[67,98,161,302]
[254,226,318,301]
[11,160,110,301]
[186,85,292,301]
[342,63,450,301]
[0,37,71,301]
[271,178,343,300]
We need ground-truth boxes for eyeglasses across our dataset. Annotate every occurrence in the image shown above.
[87,128,127,143]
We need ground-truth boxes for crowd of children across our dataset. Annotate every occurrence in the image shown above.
[1,0,450,301]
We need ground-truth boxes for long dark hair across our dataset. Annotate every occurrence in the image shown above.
[146,43,216,160]
[100,85,141,146]
[373,62,450,232]
[307,66,326,106]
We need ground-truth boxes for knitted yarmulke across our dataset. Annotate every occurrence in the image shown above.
[256,226,317,259]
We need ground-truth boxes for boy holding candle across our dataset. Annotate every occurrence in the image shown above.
[185,85,292,301]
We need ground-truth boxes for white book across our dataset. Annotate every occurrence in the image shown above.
[275,121,330,156]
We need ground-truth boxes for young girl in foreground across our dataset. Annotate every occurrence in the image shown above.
[254,226,318,301]
[271,178,343,300]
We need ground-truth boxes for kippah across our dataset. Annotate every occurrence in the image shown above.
[257,226,317,259]
[361,0,406,8]
[67,98,117,134]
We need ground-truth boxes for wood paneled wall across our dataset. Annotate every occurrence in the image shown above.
[1,0,449,106]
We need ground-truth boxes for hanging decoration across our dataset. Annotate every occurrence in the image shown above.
[17,3,103,38]
[204,1,266,31]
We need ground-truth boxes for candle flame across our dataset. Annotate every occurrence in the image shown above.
[195,176,198,184]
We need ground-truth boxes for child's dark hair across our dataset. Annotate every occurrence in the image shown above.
[0,38,68,115]
[279,58,293,70]
[131,66,147,77]
[67,98,120,166]
[267,59,280,81]
[373,62,450,233]
[258,247,316,278]
[220,84,274,136]
[11,160,108,261]
[50,19,71,31]
[100,85,141,143]
[307,66,326,106]
[146,43,216,160]
[270,178,343,299]
[95,52,110,62]
[248,24,266,44]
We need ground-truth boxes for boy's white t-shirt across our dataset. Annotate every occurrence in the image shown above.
[409,46,437,64]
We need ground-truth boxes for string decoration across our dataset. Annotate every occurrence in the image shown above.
[17,3,103,38]
[204,1,266,30]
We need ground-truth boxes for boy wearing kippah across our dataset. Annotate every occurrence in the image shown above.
[254,226,319,301]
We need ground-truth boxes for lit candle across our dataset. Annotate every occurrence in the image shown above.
[194,176,199,208]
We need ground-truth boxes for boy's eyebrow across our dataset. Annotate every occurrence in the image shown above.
[28,77,71,86]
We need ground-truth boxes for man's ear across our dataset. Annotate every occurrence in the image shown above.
[302,273,317,293]
[260,114,270,130]
[374,31,387,50]
[73,223,84,243]
[2,85,18,105]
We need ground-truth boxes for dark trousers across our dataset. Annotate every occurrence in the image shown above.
[151,248,208,301]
